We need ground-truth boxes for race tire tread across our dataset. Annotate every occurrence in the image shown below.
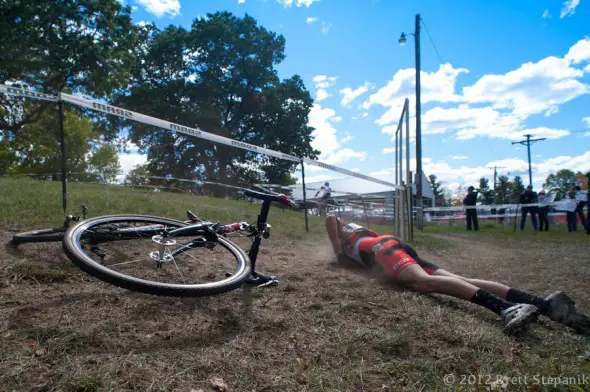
[12,227,67,244]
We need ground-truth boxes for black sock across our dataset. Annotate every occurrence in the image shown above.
[506,288,550,315]
[470,289,515,316]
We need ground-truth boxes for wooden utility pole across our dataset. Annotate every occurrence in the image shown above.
[512,134,546,186]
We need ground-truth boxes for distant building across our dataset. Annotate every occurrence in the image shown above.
[290,170,435,209]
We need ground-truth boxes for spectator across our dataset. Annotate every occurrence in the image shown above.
[566,190,578,232]
[537,191,550,232]
[519,185,538,231]
[463,186,479,231]
[574,186,587,232]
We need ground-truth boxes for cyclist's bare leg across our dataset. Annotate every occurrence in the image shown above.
[433,269,510,298]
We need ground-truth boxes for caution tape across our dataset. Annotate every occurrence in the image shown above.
[1,84,401,190]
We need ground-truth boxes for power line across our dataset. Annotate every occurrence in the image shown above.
[421,19,445,65]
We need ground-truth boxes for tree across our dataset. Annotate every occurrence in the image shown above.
[87,143,121,183]
[428,174,444,206]
[476,177,494,204]
[112,12,318,187]
[495,175,511,204]
[0,0,139,136]
[543,169,578,200]
[0,106,121,182]
[510,176,525,202]
[125,164,151,186]
[1,107,96,178]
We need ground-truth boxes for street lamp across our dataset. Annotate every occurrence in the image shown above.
[400,14,423,230]
[398,33,407,46]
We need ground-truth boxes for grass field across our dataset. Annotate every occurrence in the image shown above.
[1,178,589,392]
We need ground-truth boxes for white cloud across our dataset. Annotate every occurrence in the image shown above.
[340,135,353,143]
[363,64,468,125]
[585,64,590,73]
[542,9,552,19]
[321,22,332,35]
[565,38,590,64]
[306,17,318,23]
[367,38,590,143]
[277,0,320,7]
[463,55,587,118]
[340,82,372,107]
[322,148,366,165]
[308,104,366,167]
[238,0,246,3]
[135,0,180,18]
[560,0,580,18]
[118,147,148,176]
[309,104,340,156]
[332,116,343,122]
[316,89,330,101]
[382,147,395,154]
[450,155,469,160]
[313,75,338,89]
[584,117,590,128]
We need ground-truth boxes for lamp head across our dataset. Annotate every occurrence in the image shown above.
[399,32,407,46]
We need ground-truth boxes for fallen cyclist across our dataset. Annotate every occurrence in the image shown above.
[324,215,590,335]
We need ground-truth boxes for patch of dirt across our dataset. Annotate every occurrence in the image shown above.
[1,229,589,391]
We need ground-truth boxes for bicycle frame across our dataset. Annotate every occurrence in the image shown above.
[160,197,275,280]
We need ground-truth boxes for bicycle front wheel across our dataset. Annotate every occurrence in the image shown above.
[62,214,251,297]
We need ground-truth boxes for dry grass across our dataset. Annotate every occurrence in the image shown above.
[1,179,589,391]
[1,230,590,392]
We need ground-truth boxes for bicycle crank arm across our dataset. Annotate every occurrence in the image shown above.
[225,272,279,288]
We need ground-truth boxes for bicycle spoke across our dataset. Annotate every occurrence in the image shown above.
[169,253,186,284]
[108,259,143,267]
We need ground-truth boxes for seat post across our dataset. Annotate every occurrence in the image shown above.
[248,198,272,275]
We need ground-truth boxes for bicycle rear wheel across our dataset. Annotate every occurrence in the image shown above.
[12,227,67,244]
[62,214,251,297]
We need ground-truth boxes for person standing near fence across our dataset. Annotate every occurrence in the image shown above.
[566,190,578,232]
[519,185,538,231]
[463,186,479,231]
[537,191,550,232]
[574,186,588,232]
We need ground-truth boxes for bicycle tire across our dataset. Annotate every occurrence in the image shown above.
[12,227,67,244]
[62,214,252,297]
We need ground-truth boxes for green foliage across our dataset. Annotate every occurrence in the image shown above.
[124,164,151,186]
[2,107,95,177]
[476,177,494,204]
[0,0,139,135]
[112,12,318,186]
[508,176,525,202]
[543,169,579,201]
[428,174,445,206]
[495,175,511,203]
[0,107,119,182]
[87,143,121,183]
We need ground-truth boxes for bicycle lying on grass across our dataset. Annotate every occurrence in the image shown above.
[10,189,297,297]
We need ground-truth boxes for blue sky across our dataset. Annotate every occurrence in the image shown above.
[120,0,590,194]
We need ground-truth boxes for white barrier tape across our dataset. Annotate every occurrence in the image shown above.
[58,92,301,163]
[301,157,401,189]
[0,85,58,102]
[424,201,588,212]
[1,84,400,190]
[427,211,571,221]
